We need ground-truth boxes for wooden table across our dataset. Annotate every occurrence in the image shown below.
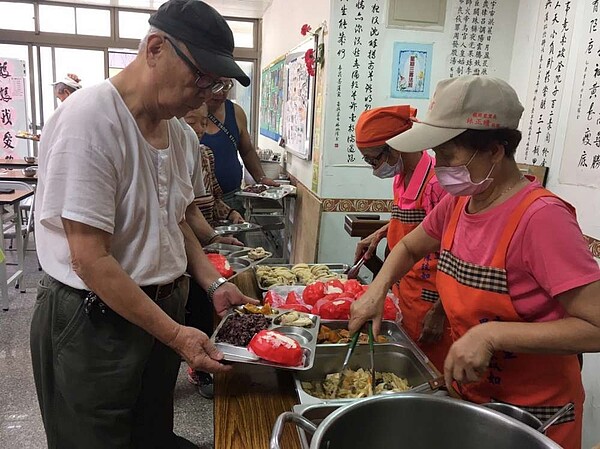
[0,189,34,310]
[0,158,37,169]
[0,169,37,183]
[214,270,301,449]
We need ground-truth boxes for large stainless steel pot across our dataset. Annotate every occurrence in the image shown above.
[271,394,562,449]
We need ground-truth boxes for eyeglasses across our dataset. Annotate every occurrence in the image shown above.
[164,37,234,94]
[362,148,388,167]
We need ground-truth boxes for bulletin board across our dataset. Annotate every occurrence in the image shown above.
[259,56,285,142]
[282,38,317,160]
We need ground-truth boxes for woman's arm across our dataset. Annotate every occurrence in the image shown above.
[444,280,600,385]
[349,224,441,335]
[203,147,234,221]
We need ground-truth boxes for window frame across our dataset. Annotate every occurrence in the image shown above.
[0,0,261,144]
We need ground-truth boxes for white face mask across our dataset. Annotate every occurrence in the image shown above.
[434,150,495,196]
[373,153,404,179]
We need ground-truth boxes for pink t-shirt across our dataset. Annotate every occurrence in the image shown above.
[394,152,447,213]
[422,178,600,322]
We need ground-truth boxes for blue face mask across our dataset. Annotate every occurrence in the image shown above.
[373,153,404,179]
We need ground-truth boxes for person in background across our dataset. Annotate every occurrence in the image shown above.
[185,103,245,225]
[353,105,452,372]
[202,82,278,213]
[179,104,243,398]
[52,73,82,102]
[31,1,257,448]
[349,75,600,449]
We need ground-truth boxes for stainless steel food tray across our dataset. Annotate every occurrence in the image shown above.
[213,221,262,235]
[254,263,350,291]
[203,243,272,280]
[236,185,295,200]
[318,320,412,346]
[210,307,321,371]
[293,343,439,405]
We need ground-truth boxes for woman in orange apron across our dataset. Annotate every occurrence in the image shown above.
[354,105,452,371]
[350,75,600,449]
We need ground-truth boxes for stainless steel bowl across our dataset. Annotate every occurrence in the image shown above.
[271,394,562,449]
[22,166,37,177]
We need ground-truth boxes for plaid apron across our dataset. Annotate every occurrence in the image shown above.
[438,188,584,449]
[387,166,452,372]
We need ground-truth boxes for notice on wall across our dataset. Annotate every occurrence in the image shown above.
[260,57,285,142]
[447,0,500,78]
[283,43,315,160]
[0,57,28,159]
[518,1,576,167]
[559,1,600,187]
[390,42,433,99]
[331,0,383,164]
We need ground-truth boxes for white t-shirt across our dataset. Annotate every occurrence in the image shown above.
[35,80,194,289]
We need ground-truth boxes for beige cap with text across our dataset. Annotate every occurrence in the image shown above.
[386,75,524,153]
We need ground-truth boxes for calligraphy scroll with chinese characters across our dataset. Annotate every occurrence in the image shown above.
[519,0,576,167]
[331,0,383,164]
[0,57,28,158]
[447,0,501,78]
[559,0,600,187]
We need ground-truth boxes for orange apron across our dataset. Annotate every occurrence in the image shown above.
[387,168,453,372]
[437,189,584,449]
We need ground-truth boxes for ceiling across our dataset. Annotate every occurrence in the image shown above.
[50,0,273,18]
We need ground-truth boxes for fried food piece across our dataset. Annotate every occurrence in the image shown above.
[316,326,389,344]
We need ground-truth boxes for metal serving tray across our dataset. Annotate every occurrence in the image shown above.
[254,264,351,291]
[293,343,439,405]
[318,320,411,346]
[210,307,321,371]
[236,185,296,200]
[213,221,262,235]
[203,243,272,281]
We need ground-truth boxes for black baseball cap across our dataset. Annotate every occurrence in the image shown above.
[149,0,250,87]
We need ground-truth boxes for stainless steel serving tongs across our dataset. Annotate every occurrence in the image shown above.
[345,254,367,280]
[333,321,376,397]
[367,322,375,391]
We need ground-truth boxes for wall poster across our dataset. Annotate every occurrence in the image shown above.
[518,0,576,167]
[0,57,28,159]
[330,0,384,164]
[390,42,433,99]
[559,0,600,187]
[259,56,285,142]
[282,38,317,160]
[447,0,500,78]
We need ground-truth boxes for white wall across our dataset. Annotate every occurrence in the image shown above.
[259,0,331,190]
[510,2,600,447]
[317,0,519,262]
[319,0,519,200]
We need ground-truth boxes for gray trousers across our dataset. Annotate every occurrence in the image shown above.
[30,274,188,449]
[222,188,246,216]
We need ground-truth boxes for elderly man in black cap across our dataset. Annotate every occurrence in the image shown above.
[31,1,252,448]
